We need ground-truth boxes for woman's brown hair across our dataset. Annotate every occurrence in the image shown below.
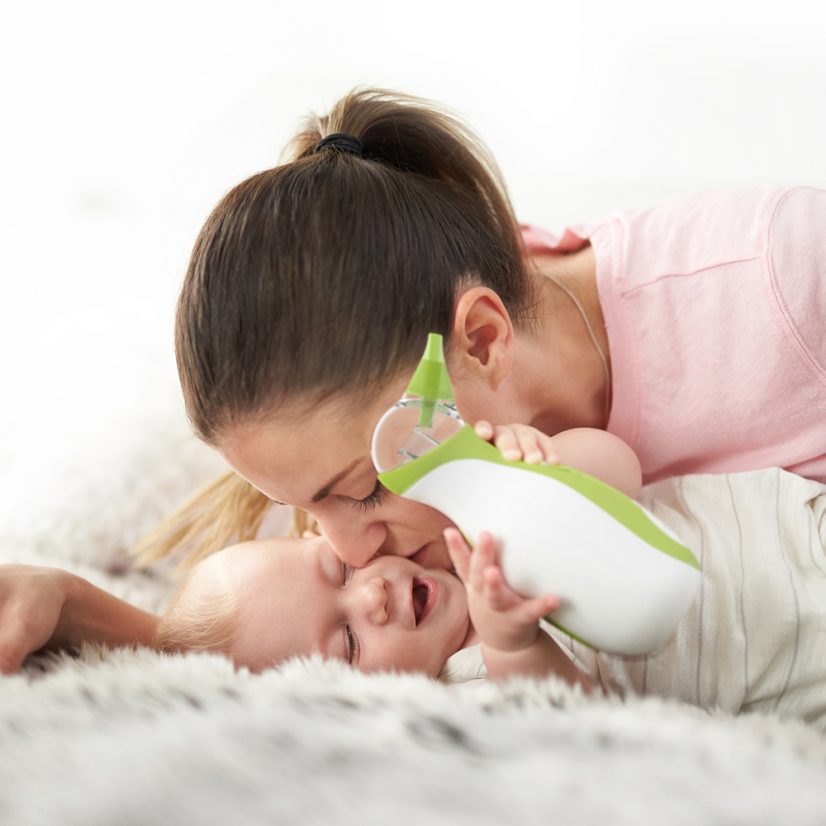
[134,88,532,569]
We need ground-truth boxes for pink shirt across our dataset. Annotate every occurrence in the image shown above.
[522,186,826,484]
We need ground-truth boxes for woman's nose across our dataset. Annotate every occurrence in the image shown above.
[314,508,388,568]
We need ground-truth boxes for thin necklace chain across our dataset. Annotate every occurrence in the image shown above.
[541,269,612,427]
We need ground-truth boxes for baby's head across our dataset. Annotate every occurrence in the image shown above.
[156,536,471,677]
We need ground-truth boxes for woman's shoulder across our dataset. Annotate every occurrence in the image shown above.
[764,186,826,379]
[598,186,796,290]
[522,187,810,289]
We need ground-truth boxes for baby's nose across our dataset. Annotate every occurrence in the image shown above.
[364,577,388,624]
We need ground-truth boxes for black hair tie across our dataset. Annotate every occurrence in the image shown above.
[313,133,364,157]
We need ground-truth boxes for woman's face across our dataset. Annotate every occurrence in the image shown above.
[218,379,457,570]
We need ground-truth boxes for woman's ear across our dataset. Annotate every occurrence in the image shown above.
[450,287,514,389]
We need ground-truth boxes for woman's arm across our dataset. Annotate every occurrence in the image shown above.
[0,564,159,674]
[474,421,642,498]
[548,427,642,497]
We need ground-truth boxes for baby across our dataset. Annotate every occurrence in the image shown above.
[157,422,638,691]
[157,466,826,729]
[156,529,588,690]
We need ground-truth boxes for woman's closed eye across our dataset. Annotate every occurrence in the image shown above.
[351,479,386,512]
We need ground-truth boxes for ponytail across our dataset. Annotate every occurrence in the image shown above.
[148,88,529,566]
[131,472,318,572]
[177,87,532,444]
[285,89,520,258]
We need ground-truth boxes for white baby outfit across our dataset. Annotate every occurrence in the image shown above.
[441,468,826,727]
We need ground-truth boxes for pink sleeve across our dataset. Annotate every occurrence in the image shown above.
[590,187,826,483]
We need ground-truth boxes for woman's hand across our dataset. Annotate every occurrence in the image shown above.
[0,563,159,675]
[474,421,643,498]
[474,421,559,465]
[444,528,558,654]
[0,564,69,674]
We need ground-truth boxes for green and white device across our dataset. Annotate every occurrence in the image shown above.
[371,333,701,655]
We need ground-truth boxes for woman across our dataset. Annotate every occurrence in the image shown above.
[2,89,824,672]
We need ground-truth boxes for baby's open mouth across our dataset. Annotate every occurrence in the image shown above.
[412,577,436,625]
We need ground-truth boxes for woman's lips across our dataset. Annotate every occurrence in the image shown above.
[410,540,452,571]
[412,576,439,626]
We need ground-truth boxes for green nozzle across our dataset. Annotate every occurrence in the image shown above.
[405,333,455,428]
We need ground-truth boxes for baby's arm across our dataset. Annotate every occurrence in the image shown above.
[474,421,642,498]
[0,564,159,674]
[445,530,592,691]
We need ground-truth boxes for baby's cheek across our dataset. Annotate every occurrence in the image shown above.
[356,638,415,674]
[388,639,442,677]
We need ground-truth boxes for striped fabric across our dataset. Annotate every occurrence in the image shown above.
[442,469,826,727]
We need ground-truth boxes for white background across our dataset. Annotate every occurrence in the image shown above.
[1,0,825,493]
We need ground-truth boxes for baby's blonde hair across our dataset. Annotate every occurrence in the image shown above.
[154,560,240,656]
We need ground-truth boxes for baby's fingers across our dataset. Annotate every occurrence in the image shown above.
[479,565,514,610]
[518,593,560,624]
[444,528,471,582]
[467,532,498,591]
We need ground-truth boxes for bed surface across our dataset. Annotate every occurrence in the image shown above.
[3,400,826,825]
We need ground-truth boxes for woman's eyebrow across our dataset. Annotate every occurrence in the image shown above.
[311,458,362,503]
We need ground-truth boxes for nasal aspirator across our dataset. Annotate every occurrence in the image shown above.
[371,334,700,655]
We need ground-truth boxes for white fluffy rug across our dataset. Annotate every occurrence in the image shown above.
[3,365,826,825]
[4,646,826,825]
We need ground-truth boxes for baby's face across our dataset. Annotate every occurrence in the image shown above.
[203,537,471,677]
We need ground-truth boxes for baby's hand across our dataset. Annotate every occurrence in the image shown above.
[444,528,559,654]
[474,421,559,465]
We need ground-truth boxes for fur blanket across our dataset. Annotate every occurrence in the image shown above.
[4,647,826,825]
[3,376,826,825]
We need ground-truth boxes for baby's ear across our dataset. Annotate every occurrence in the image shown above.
[450,286,514,390]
